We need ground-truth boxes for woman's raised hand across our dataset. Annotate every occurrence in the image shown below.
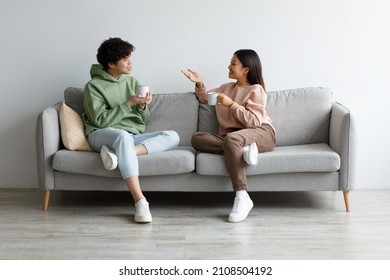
[182,69,203,84]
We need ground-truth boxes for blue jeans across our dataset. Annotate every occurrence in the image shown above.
[87,128,180,179]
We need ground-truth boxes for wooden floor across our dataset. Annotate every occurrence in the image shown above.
[1,188,390,260]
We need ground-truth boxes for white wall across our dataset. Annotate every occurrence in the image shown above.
[1,0,389,189]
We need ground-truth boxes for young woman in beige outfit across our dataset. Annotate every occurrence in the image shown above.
[182,49,276,222]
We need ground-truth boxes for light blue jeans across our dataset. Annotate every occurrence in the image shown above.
[87,128,180,179]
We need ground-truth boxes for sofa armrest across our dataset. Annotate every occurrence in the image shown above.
[35,102,62,190]
[329,102,356,191]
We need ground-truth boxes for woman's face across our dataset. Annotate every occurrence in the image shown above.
[228,55,248,81]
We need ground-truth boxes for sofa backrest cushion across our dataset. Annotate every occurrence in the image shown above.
[197,87,333,146]
[145,92,199,146]
[64,87,85,116]
[64,88,199,146]
[267,87,332,146]
[197,104,219,135]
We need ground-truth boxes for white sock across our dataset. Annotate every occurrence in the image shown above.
[235,190,248,198]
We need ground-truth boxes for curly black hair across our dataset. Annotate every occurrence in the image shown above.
[96,37,135,70]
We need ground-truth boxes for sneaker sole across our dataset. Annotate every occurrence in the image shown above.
[244,143,258,165]
[134,216,152,223]
[100,145,117,170]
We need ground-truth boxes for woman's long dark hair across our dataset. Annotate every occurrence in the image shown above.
[234,49,265,90]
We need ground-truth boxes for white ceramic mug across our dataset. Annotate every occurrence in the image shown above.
[137,85,149,97]
[207,92,219,106]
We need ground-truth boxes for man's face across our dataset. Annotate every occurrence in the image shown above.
[108,55,132,78]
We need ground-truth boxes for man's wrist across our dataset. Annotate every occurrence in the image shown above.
[138,104,146,110]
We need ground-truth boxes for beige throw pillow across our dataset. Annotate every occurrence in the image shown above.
[59,102,92,151]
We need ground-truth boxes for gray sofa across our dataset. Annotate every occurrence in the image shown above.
[36,87,354,211]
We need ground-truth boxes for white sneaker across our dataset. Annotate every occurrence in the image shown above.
[134,198,152,223]
[100,145,117,170]
[243,142,258,165]
[228,193,254,223]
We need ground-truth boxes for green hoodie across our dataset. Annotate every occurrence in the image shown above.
[82,64,150,135]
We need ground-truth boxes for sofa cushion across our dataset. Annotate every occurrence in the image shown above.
[195,143,340,176]
[63,88,199,147]
[267,87,332,146]
[52,146,196,178]
[196,87,332,146]
[197,103,219,134]
[64,87,85,116]
[145,92,199,146]
[59,102,92,151]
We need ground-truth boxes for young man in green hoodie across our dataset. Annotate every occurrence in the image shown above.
[82,38,180,223]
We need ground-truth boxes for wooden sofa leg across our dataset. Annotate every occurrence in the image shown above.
[343,191,350,212]
[43,190,50,211]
